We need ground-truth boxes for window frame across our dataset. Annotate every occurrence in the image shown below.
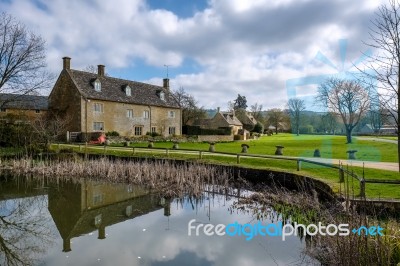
[143,110,150,119]
[168,111,175,118]
[168,127,176,135]
[93,122,104,131]
[126,109,133,118]
[94,80,101,92]
[126,86,131,96]
[134,126,142,136]
[94,103,104,113]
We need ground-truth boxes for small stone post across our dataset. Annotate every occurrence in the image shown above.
[241,144,249,153]
[209,142,215,152]
[275,145,284,155]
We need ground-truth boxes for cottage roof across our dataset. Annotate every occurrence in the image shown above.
[219,111,243,126]
[68,70,179,109]
[0,93,48,110]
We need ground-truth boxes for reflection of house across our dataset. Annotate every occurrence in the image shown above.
[0,93,48,121]
[49,57,181,137]
[48,179,162,252]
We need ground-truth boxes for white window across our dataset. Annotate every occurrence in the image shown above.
[151,127,157,133]
[127,109,133,118]
[160,91,165,101]
[126,86,131,96]
[169,127,176,135]
[134,126,142,136]
[93,122,104,131]
[94,103,103,113]
[94,80,101,92]
[168,111,175,118]
[143,110,150,119]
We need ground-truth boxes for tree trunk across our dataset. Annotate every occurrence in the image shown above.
[346,128,352,143]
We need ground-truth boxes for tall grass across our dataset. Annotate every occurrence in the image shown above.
[7,158,232,198]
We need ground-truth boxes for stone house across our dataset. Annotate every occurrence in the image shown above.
[0,93,48,121]
[49,57,181,137]
[189,108,243,135]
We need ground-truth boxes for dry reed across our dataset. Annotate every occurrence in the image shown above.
[6,158,233,198]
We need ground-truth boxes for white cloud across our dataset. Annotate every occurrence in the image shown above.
[0,0,383,110]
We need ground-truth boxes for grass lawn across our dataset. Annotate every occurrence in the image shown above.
[54,142,400,200]
[123,134,398,163]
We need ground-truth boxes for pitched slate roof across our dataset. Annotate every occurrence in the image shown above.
[219,111,243,126]
[0,93,48,110]
[68,70,179,108]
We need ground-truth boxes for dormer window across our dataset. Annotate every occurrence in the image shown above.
[156,89,165,101]
[93,79,101,92]
[125,86,131,96]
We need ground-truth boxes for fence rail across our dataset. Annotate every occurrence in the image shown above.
[57,143,399,198]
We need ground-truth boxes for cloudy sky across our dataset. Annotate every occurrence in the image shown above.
[0,0,384,110]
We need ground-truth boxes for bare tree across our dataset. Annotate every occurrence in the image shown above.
[287,98,305,136]
[316,78,370,143]
[363,0,400,170]
[0,13,52,108]
[172,87,207,125]
[319,112,339,134]
[267,108,287,134]
[250,102,264,121]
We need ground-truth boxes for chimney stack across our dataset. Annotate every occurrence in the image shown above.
[63,57,71,70]
[98,65,105,77]
[62,238,71,252]
[98,225,106,240]
[163,78,169,91]
[217,107,220,113]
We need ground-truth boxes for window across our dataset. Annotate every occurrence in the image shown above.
[160,91,165,101]
[127,109,133,118]
[93,122,104,131]
[134,126,142,136]
[169,127,176,135]
[35,109,40,114]
[168,111,175,118]
[0,108,6,112]
[126,86,131,96]
[94,80,101,92]
[151,127,157,133]
[94,103,104,113]
[143,110,150,119]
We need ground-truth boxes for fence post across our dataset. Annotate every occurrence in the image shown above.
[166,149,169,157]
[199,151,202,159]
[360,178,366,198]
[103,145,106,155]
[132,147,135,155]
[339,167,344,183]
[79,144,82,151]
[297,160,301,171]
[57,143,60,152]
[237,154,240,164]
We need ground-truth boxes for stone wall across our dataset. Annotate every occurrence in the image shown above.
[82,99,181,136]
[198,135,234,142]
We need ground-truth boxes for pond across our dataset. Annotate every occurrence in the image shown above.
[0,176,316,266]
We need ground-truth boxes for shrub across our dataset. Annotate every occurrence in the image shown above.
[106,131,120,137]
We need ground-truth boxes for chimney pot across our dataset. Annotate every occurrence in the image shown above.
[163,78,169,91]
[98,65,105,77]
[63,57,71,70]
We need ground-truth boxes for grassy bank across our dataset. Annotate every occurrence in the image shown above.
[50,143,400,200]
[117,134,398,163]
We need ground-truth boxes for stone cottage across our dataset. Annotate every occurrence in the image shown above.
[49,57,181,137]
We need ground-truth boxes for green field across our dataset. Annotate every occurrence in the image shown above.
[53,134,400,199]
[123,134,398,163]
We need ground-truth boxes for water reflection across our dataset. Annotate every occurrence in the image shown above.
[0,176,314,266]
[0,177,54,266]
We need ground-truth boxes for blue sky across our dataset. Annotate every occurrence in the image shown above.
[0,0,383,110]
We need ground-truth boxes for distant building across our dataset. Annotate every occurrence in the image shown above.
[0,93,48,120]
[49,57,182,137]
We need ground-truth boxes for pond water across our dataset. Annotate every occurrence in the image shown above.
[0,177,315,266]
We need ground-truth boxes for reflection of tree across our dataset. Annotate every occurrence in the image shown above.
[0,196,54,266]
